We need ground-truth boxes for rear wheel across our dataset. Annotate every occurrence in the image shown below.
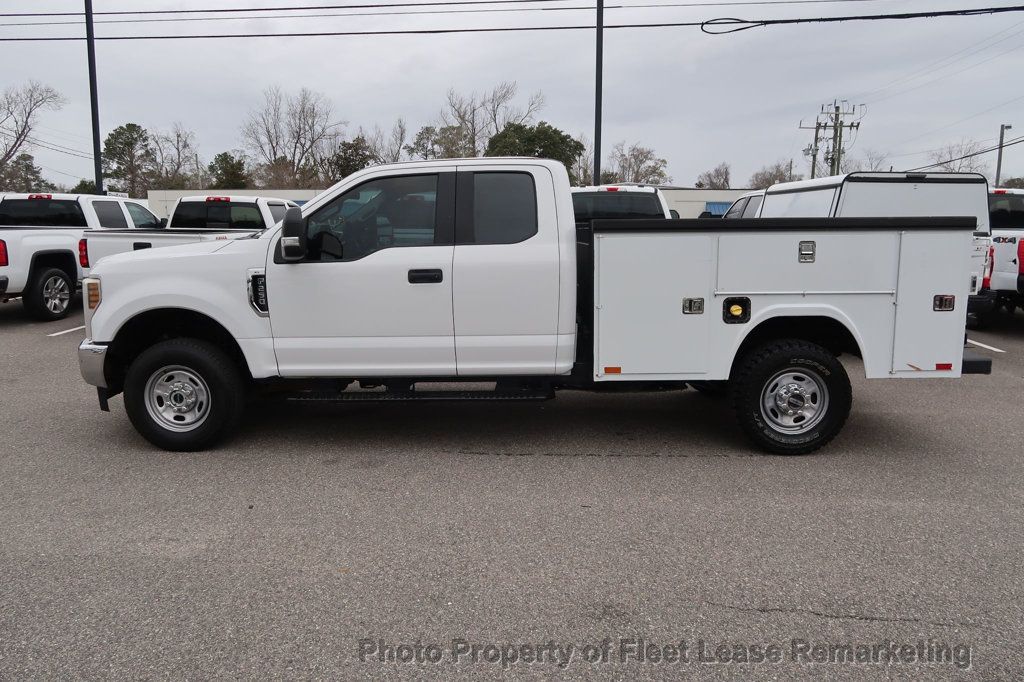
[124,338,246,451]
[730,339,851,455]
[24,267,74,321]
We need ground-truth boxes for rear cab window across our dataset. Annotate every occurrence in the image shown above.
[990,193,1024,229]
[170,200,266,230]
[572,191,664,223]
[267,203,288,224]
[0,198,88,227]
[458,171,538,244]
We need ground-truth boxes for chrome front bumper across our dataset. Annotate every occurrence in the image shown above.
[79,339,108,388]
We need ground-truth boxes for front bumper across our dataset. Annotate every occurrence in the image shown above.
[79,339,108,388]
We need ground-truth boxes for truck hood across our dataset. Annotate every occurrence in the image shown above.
[91,239,236,273]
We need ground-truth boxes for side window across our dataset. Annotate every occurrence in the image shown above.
[125,202,160,228]
[231,205,263,230]
[267,203,288,223]
[723,197,748,219]
[304,174,439,262]
[760,188,837,218]
[466,172,537,244]
[171,202,205,228]
[741,194,763,218]
[93,200,129,229]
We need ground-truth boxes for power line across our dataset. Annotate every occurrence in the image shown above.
[0,0,908,18]
[2,5,1022,41]
[905,135,1024,171]
[0,0,909,27]
[851,19,1024,102]
[701,4,1024,33]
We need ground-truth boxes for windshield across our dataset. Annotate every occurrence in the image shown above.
[572,192,664,222]
[990,193,1024,229]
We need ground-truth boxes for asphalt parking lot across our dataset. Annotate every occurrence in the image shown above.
[1,300,1022,679]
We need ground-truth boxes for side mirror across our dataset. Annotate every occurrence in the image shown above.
[158,217,167,228]
[279,207,307,262]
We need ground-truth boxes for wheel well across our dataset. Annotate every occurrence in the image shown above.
[104,308,251,394]
[30,251,77,284]
[732,316,862,374]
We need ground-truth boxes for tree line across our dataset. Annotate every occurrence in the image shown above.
[1,79,1020,195]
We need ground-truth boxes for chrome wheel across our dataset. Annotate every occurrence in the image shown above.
[43,275,70,314]
[760,368,829,435]
[144,365,211,432]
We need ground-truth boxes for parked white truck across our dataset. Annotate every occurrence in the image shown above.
[78,158,990,454]
[982,188,1024,317]
[81,195,299,270]
[0,192,161,320]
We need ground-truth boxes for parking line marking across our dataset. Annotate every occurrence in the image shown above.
[967,339,1006,354]
[47,325,85,337]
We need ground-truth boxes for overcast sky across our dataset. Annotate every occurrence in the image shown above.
[3,0,1023,189]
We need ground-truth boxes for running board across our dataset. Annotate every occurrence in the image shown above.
[286,389,554,403]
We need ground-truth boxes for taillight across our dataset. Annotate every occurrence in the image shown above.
[28,193,52,200]
[206,196,229,202]
[983,246,994,289]
[78,238,89,268]
[604,187,620,192]
[0,239,7,267]
[1019,240,1024,276]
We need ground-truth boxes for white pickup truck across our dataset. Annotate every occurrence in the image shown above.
[81,195,298,270]
[982,188,1024,318]
[0,192,161,320]
[78,158,990,454]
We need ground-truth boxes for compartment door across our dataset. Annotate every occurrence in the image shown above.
[891,231,973,376]
[594,233,714,378]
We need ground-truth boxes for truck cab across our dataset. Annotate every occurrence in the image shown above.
[985,188,1024,316]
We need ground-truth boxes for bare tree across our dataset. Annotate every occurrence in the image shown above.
[604,142,671,185]
[242,86,343,187]
[749,160,801,189]
[839,148,889,173]
[439,81,543,157]
[0,81,65,169]
[151,123,201,189]
[570,134,594,185]
[365,118,407,164]
[928,138,989,175]
[696,162,730,189]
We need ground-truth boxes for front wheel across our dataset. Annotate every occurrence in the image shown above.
[123,338,246,451]
[730,339,852,455]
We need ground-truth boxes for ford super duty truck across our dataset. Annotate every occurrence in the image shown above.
[80,195,299,272]
[980,188,1024,320]
[0,192,161,320]
[77,158,990,454]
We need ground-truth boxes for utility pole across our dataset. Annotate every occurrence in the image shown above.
[84,0,103,193]
[800,101,862,178]
[592,0,604,185]
[995,123,1013,187]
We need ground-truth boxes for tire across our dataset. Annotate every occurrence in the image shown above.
[123,338,246,451]
[730,339,852,456]
[23,267,74,321]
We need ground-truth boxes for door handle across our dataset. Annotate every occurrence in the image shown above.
[408,268,443,284]
[133,242,152,250]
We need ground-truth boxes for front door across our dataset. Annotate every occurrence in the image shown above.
[266,170,457,377]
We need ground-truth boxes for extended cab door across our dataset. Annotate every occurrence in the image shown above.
[266,169,457,376]
[452,165,562,374]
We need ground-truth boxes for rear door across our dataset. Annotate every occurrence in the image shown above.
[452,165,561,375]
